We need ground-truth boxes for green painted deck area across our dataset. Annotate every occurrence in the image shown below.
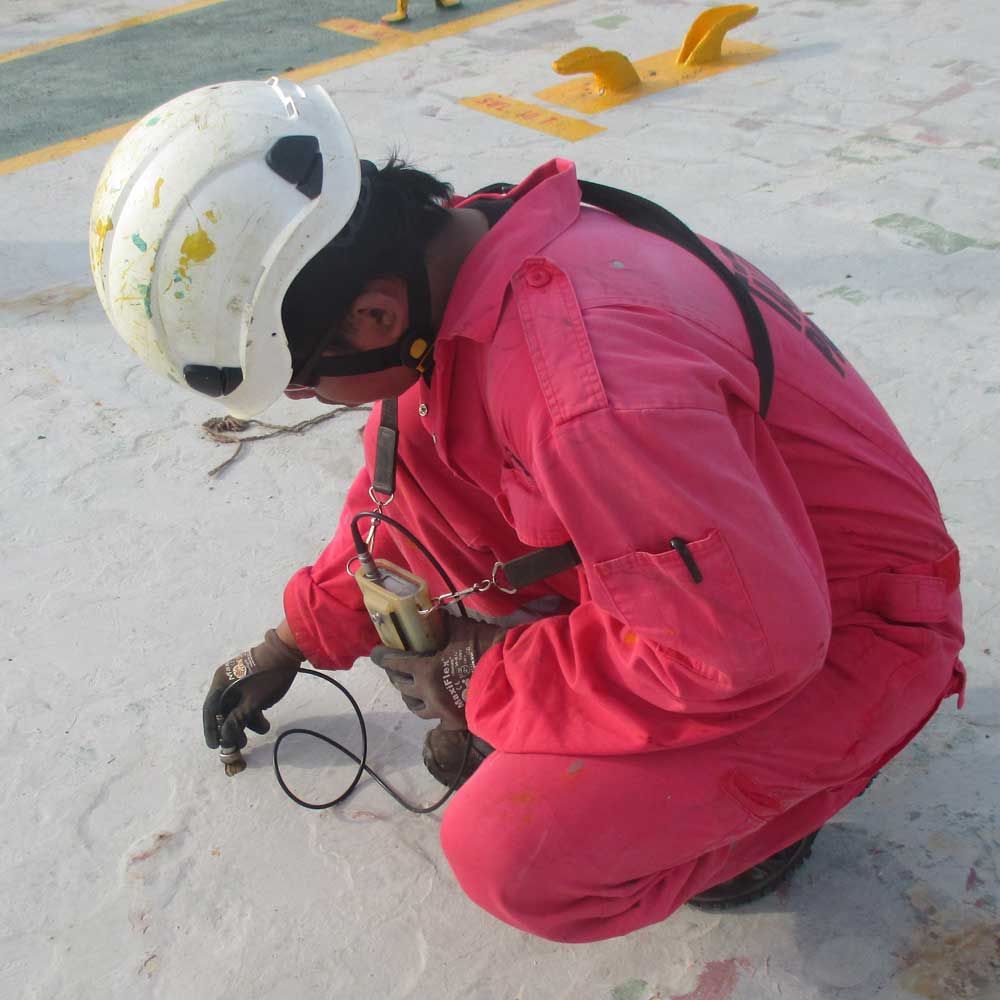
[0,0,518,161]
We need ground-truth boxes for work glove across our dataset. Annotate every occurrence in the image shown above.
[202,629,304,751]
[423,723,495,788]
[370,617,506,730]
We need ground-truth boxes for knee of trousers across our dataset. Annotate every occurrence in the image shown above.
[439,782,575,940]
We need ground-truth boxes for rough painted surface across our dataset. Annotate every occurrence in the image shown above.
[1,1,999,999]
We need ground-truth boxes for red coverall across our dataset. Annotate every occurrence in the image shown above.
[284,160,965,942]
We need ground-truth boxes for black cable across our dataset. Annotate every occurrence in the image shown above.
[226,507,475,812]
[271,667,472,814]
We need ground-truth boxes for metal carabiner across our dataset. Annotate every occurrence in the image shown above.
[368,486,395,509]
[365,488,395,550]
[490,561,519,595]
[423,578,493,612]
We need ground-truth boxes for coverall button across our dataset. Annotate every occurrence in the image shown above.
[526,267,551,288]
[418,403,429,416]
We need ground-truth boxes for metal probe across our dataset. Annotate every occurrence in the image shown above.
[217,713,247,776]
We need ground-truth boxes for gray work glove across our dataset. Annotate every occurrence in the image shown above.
[202,630,303,751]
[370,617,506,730]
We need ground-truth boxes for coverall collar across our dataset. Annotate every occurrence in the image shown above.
[437,159,582,346]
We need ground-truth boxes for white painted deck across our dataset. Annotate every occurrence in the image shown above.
[1,2,997,997]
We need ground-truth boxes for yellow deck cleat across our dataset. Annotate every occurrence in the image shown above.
[677,4,758,66]
[382,0,461,22]
[381,0,409,22]
[552,47,640,95]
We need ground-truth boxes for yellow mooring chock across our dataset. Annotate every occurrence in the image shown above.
[677,4,759,65]
[538,4,774,114]
[552,47,641,96]
[382,0,461,23]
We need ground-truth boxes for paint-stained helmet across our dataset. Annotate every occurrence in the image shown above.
[89,78,361,417]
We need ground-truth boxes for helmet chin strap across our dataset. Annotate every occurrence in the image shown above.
[296,255,436,382]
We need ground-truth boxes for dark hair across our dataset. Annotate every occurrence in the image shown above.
[281,156,453,371]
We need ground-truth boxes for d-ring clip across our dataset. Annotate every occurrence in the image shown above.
[490,562,519,595]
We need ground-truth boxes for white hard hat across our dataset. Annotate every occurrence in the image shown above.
[90,77,362,417]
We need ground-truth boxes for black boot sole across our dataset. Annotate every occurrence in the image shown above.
[687,830,819,910]
[688,771,877,910]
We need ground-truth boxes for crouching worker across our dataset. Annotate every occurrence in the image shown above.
[90,79,965,943]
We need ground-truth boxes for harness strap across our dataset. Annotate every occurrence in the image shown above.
[500,542,581,590]
[372,397,399,498]
[576,180,774,419]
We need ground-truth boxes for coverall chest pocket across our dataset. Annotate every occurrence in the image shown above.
[593,529,775,691]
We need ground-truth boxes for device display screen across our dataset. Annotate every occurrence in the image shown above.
[380,573,419,598]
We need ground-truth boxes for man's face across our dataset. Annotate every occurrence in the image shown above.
[283,277,417,405]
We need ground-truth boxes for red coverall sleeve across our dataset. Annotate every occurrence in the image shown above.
[467,405,833,755]
[283,464,407,670]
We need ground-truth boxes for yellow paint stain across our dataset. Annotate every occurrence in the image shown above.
[622,630,638,646]
[0,283,94,313]
[180,225,216,265]
[93,216,114,271]
[152,177,164,209]
[2,0,565,177]
[896,890,1000,1000]
[459,94,604,142]
[0,0,230,66]
[536,41,777,114]
[507,792,536,804]
[203,209,219,224]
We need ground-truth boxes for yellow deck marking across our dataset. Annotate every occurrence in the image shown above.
[316,18,411,44]
[1,0,566,176]
[459,93,603,142]
[536,41,777,114]
[0,0,229,66]
[292,0,565,80]
[0,121,134,177]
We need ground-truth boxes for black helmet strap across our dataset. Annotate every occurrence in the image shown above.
[292,249,434,384]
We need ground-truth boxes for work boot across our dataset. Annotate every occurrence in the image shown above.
[687,830,820,910]
[423,724,494,787]
[690,772,877,908]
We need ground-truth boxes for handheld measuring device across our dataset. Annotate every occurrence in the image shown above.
[354,552,445,653]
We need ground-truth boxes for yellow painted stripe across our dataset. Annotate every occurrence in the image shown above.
[459,93,604,142]
[290,0,565,81]
[0,0,230,66]
[316,18,410,44]
[0,121,134,177]
[0,0,567,177]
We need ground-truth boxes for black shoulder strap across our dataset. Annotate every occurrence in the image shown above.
[576,180,774,420]
[371,398,398,498]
